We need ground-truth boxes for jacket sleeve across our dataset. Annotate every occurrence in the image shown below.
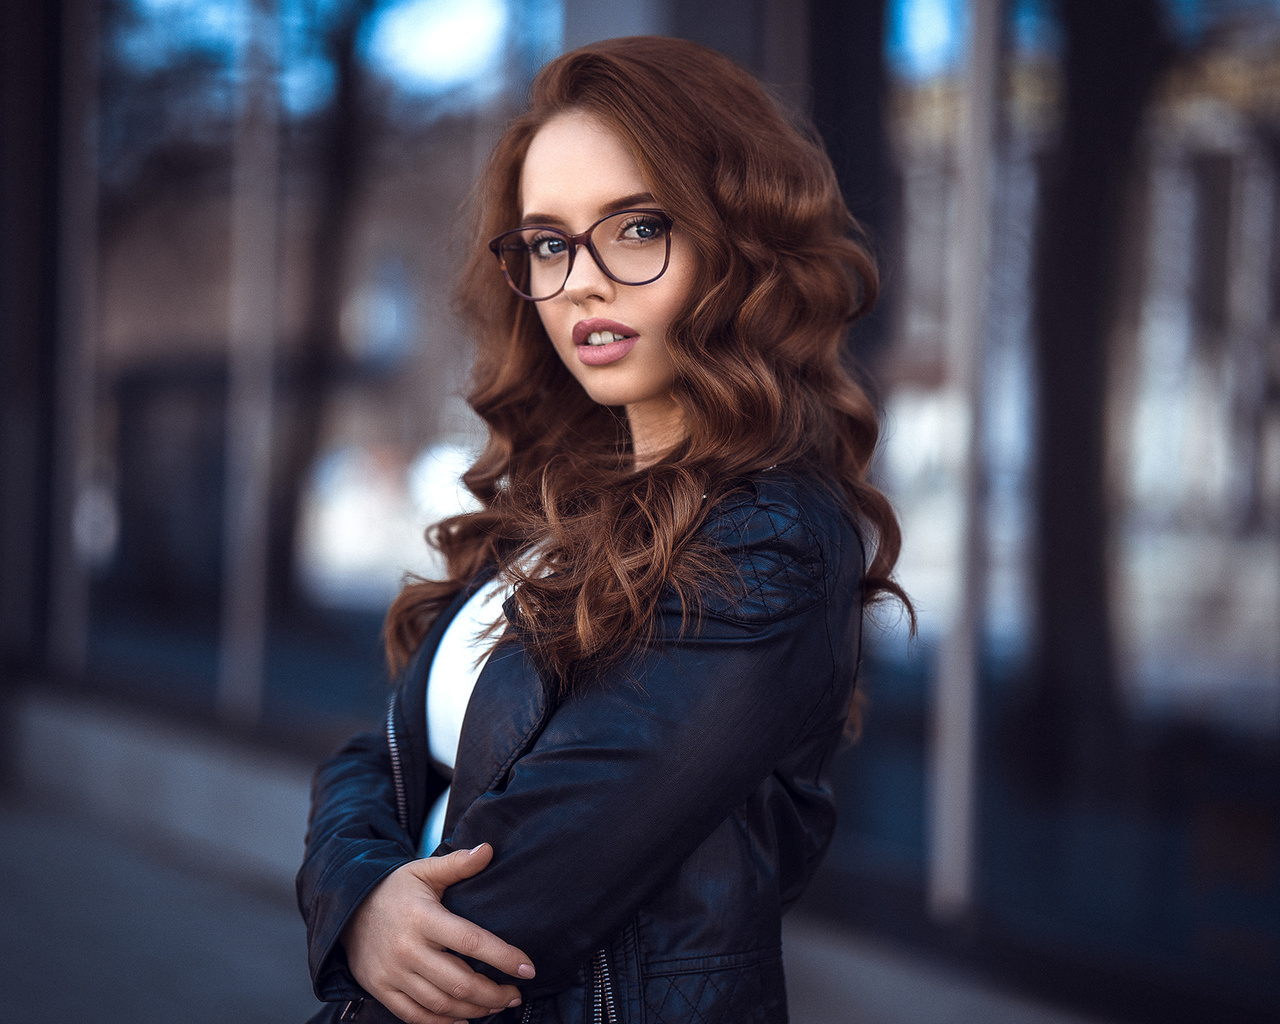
[296,725,420,1002]
[439,494,855,997]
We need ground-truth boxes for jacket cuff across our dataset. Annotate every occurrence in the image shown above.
[305,850,415,1000]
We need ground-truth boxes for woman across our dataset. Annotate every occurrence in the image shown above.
[298,35,908,1024]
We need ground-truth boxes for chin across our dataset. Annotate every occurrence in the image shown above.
[576,382,638,408]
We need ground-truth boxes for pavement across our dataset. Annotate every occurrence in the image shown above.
[0,689,1120,1024]
[0,796,314,1024]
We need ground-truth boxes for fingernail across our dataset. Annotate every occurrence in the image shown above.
[507,997,522,1007]
[517,963,535,979]
[467,843,487,856]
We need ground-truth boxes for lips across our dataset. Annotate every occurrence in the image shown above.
[572,318,638,366]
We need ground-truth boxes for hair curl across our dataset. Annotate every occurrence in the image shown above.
[386,36,911,686]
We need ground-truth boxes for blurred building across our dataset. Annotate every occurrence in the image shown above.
[1,1,1277,1022]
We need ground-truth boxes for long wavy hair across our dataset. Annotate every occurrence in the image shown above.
[386,36,910,686]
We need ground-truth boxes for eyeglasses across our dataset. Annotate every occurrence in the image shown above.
[488,208,674,301]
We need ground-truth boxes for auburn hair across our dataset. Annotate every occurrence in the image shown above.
[385,36,910,686]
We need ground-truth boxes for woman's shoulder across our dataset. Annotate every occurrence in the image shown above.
[704,468,861,555]
[696,469,865,624]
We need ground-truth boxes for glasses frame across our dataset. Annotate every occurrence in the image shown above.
[487,208,675,302]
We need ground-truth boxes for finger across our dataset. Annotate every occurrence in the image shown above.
[352,950,516,1024]
[381,987,471,1024]
[403,945,523,1015]
[398,967,522,1022]
[416,899,536,981]
[410,843,495,891]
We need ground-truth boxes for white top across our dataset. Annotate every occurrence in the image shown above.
[420,573,512,854]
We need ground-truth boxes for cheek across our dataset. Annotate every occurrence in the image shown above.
[655,252,696,333]
[652,287,689,347]
[534,302,570,355]
[533,303,554,341]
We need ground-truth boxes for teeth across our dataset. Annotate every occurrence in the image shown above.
[586,331,625,346]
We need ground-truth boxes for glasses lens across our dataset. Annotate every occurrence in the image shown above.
[589,210,671,286]
[495,210,671,300]
[497,228,570,300]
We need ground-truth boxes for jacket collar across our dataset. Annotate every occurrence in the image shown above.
[442,631,552,836]
[393,570,496,835]
[396,569,555,842]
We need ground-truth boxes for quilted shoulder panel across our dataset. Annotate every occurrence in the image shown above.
[694,474,837,625]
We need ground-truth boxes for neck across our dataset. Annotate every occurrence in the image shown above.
[627,394,685,471]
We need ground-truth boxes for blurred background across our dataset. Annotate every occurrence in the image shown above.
[1,0,1277,1021]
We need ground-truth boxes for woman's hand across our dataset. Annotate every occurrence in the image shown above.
[341,843,535,1023]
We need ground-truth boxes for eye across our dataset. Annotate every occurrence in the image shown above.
[620,214,665,241]
[530,232,568,259]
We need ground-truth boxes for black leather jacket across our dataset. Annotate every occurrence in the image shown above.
[297,472,865,1024]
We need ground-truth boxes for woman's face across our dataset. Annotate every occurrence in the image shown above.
[518,110,695,463]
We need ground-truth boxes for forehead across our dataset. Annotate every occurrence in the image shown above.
[518,111,649,220]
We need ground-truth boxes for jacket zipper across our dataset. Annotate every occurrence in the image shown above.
[592,948,617,1024]
[514,947,613,1023]
[385,693,409,832]
[336,701,407,1023]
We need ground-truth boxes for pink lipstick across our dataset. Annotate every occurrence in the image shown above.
[573,318,638,366]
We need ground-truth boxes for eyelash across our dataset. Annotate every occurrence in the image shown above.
[619,215,661,238]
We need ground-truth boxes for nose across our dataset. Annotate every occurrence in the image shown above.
[561,242,615,303]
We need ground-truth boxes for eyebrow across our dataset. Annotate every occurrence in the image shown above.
[520,192,658,227]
